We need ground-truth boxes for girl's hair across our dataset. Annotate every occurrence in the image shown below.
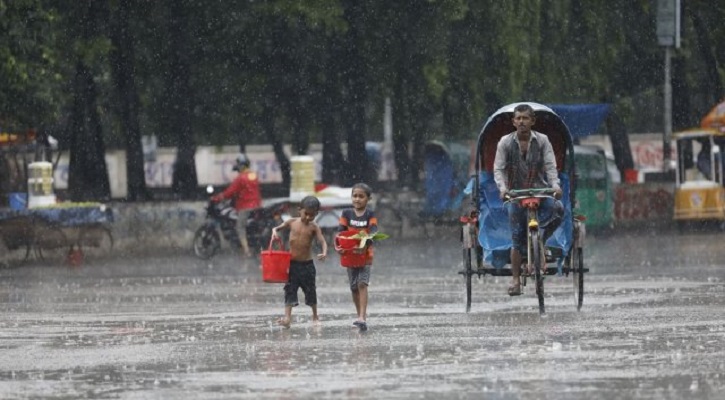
[351,182,372,198]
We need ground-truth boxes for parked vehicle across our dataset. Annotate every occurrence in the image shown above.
[573,145,615,230]
[673,128,725,228]
[192,186,240,259]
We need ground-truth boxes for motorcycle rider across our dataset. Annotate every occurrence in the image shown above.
[211,154,262,257]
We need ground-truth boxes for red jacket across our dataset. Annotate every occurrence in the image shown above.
[215,169,262,210]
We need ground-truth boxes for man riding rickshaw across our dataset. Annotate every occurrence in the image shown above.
[461,102,585,314]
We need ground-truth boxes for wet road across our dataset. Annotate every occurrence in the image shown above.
[1,227,724,399]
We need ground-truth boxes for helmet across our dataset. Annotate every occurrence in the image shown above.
[232,154,250,171]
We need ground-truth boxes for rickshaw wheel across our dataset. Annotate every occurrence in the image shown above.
[531,230,545,316]
[463,247,472,313]
[34,226,69,265]
[572,247,584,311]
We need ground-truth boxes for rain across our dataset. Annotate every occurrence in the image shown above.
[2,1,725,399]
[1,227,724,399]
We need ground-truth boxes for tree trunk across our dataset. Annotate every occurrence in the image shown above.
[290,95,310,155]
[67,0,110,202]
[321,106,346,186]
[68,61,111,202]
[263,105,291,190]
[392,90,411,188]
[167,0,198,198]
[110,0,151,201]
[341,1,369,185]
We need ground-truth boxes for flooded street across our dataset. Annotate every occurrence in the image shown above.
[1,228,724,399]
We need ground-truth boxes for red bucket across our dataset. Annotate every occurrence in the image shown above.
[261,237,291,283]
[335,231,368,268]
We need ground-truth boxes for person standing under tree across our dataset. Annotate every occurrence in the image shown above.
[211,154,262,257]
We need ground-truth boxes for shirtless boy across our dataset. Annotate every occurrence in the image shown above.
[271,196,328,328]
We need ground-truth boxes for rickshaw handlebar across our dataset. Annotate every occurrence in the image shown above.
[504,188,558,203]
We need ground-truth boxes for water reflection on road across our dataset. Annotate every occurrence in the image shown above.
[1,228,724,399]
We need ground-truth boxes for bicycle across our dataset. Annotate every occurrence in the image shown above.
[504,188,559,315]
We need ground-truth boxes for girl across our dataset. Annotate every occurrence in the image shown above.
[337,183,378,331]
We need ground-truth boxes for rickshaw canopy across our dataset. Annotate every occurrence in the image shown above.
[422,140,472,217]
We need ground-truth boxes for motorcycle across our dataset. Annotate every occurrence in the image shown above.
[192,186,240,259]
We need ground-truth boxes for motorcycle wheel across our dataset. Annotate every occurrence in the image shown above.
[193,225,221,259]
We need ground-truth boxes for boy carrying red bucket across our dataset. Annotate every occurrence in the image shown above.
[271,196,328,328]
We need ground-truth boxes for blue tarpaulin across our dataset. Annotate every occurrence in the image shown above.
[468,172,573,268]
[422,141,469,217]
[0,205,113,227]
[549,104,610,139]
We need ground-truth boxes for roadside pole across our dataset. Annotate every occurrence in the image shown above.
[657,0,680,172]
[663,46,672,170]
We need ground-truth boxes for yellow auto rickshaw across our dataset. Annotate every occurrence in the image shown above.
[673,128,725,227]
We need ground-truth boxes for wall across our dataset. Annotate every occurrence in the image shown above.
[110,201,208,254]
[612,182,674,228]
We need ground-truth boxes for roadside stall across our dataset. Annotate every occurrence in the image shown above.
[0,131,114,264]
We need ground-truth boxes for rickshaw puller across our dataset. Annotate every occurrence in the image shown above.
[493,104,564,297]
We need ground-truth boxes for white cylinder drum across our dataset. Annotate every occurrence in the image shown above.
[289,155,315,200]
[27,161,56,208]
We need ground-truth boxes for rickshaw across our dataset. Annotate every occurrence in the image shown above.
[673,128,725,228]
[460,102,587,314]
[573,145,615,230]
[421,140,471,219]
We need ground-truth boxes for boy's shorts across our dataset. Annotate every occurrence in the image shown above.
[347,265,371,291]
[284,260,317,307]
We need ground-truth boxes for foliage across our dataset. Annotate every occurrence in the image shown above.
[2,0,725,193]
[351,231,390,248]
[0,0,65,128]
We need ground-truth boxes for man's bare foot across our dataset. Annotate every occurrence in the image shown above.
[312,316,321,326]
[276,317,291,328]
